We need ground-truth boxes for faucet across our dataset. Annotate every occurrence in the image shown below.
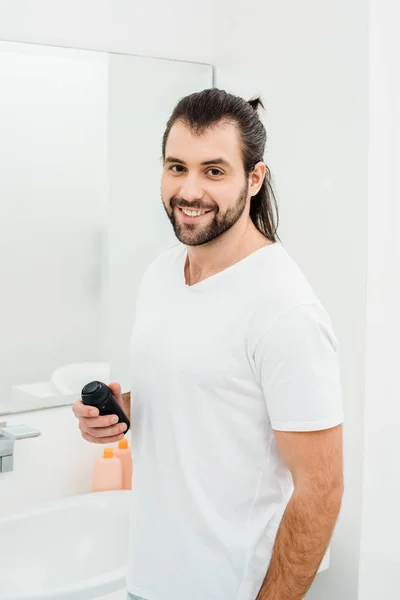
[0,421,41,473]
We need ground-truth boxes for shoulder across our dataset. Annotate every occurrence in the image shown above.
[140,241,184,282]
[268,302,339,349]
[252,301,340,367]
[135,241,184,299]
[256,243,320,307]
[248,244,339,351]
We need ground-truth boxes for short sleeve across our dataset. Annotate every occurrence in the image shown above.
[253,303,344,431]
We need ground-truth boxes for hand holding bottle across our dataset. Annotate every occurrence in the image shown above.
[72,382,128,444]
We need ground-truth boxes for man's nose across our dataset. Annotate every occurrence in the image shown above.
[179,175,205,202]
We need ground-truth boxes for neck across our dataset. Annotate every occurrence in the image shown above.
[184,217,273,286]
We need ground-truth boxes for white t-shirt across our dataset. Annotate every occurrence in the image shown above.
[126,241,344,600]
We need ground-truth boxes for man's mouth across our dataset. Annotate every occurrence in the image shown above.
[177,207,213,221]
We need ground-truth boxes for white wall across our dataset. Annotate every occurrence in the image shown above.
[0,0,214,64]
[358,1,400,598]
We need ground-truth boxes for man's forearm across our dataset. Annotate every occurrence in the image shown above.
[256,485,343,600]
[122,391,131,416]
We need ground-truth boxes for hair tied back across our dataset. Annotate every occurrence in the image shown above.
[248,96,265,112]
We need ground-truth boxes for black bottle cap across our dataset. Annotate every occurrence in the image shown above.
[82,381,102,395]
[81,380,107,405]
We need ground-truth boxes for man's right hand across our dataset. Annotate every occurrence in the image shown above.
[72,381,128,444]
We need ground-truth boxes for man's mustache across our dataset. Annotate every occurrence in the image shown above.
[171,198,216,212]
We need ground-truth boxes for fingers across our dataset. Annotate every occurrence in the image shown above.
[79,419,128,438]
[72,398,99,418]
[108,381,122,398]
[108,381,124,407]
[72,386,128,445]
[81,431,126,444]
[79,414,119,429]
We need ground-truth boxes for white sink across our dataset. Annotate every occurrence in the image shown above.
[0,490,131,600]
[51,362,110,396]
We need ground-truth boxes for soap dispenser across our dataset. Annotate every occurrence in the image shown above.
[114,438,132,490]
[92,448,123,492]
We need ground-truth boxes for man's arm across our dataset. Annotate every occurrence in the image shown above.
[122,391,131,415]
[256,424,344,600]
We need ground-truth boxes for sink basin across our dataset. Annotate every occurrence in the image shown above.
[51,362,110,396]
[0,490,131,600]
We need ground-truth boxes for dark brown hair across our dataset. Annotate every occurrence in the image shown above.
[162,88,280,242]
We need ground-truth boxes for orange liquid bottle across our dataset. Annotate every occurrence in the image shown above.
[113,438,132,490]
[92,448,123,492]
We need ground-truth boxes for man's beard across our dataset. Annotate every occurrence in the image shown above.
[161,180,249,247]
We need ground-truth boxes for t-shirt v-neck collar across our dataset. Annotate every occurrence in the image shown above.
[179,241,281,292]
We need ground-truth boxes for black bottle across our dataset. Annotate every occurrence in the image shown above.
[81,381,130,433]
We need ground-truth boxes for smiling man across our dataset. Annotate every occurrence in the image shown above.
[74,88,344,600]
[162,120,256,251]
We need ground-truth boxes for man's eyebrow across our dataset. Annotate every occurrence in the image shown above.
[164,156,232,168]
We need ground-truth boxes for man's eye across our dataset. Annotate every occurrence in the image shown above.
[169,165,222,176]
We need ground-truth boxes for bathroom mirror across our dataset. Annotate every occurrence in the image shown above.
[0,40,212,415]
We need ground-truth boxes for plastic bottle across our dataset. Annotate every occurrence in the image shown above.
[92,448,123,492]
[113,438,132,490]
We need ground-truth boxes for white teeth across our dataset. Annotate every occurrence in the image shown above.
[182,209,208,217]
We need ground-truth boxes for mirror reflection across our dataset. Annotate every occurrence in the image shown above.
[0,41,212,414]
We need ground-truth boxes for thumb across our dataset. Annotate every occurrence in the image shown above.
[108,381,124,407]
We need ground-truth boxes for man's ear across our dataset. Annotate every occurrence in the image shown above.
[249,161,266,197]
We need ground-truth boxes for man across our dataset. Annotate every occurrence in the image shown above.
[73,88,344,600]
